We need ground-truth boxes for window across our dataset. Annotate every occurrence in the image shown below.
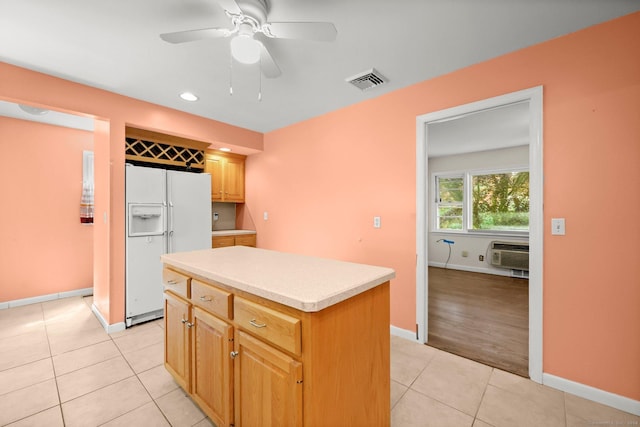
[436,175,464,230]
[471,171,529,231]
[435,169,529,234]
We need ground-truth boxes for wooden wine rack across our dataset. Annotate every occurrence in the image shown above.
[125,127,209,169]
[125,137,205,169]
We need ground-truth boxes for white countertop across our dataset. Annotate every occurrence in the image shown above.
[211,229,256,236]
[161,246,395,312]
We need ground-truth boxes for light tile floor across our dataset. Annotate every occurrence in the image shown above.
[0,296,638,426]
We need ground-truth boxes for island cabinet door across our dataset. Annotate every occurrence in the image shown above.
[164,292,191,392]
[233,331,303,427]
[191,307,234,427]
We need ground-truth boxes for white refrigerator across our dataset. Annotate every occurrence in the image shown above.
[125,164,212,326]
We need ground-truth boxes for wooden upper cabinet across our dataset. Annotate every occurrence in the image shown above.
[205,151,246,203]
[205,156,224,201]
[223,157,245,202]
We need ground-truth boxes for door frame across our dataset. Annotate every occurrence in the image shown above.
[415,86,543,383]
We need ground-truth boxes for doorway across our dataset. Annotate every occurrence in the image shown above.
[0,99,100,306]
[416,87,543,383]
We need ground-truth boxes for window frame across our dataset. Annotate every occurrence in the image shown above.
[432,166,530,237]
[435,174,465,231]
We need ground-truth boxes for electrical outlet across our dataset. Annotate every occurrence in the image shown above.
[263,211,268,221]
[479,255,484,262]
[373,216,381,228]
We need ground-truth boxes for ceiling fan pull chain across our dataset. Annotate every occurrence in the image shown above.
[229,53,234,96]
[258,57,262,102]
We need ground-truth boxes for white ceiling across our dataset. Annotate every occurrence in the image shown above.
[427,101,530,158]
[1,0,638,135]
[0,100,94,131]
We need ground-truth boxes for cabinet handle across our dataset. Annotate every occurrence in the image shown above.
[185,322,194,328]
[199,296,213,302]
[181,318,187,324]
[167,279,177,285]
[230,351,239,359]
[249,319,267,328]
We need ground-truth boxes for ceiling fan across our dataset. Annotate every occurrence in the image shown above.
[160,0,337,78]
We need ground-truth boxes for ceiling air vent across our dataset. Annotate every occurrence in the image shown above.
[346,68,388,91]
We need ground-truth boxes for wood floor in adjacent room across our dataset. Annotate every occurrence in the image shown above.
[427,266,529,377]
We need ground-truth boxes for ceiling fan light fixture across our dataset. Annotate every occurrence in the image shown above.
[230,34,261,64]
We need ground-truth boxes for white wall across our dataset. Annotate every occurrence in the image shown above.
[428,145,529,275]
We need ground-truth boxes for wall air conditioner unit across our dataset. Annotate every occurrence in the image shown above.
[491,241,529,271]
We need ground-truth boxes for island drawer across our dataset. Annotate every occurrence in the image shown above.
[191,279,233,320]
[162,267,190,299]
[234,297,301,356]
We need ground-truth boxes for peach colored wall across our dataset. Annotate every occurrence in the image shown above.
[92,119,111,321]
[0,62,262,324]
[241,12,640,401]
[0,117,93,301]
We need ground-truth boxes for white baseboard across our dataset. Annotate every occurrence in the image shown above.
[0,287,93,309]
[390,325,420,343]
[428,261,515,277]
[389,326,639,416]
[543,373,640,416]
[91,303,126,334]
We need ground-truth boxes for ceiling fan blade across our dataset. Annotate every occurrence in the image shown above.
[258,43,281,78]
[266,22,337,42]
[216,0,242,14]
[160,28,229,44]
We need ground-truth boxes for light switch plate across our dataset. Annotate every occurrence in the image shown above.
[551,218,565,235]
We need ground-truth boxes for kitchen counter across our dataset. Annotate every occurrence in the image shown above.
[160,246,395,312]
[211,229,256,236]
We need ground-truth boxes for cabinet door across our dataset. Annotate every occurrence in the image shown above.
[205,155,224,202]
[164,292,191,391]
[191,307,234,427]
[234,234,256,247]
[234,331,303,427]
[223,157,245,202]
[212,235,235,248]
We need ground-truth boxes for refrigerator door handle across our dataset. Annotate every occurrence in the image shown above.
[167,173,174,249]
[168,202,174,253]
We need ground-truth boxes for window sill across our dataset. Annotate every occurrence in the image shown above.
[431,230,529,239]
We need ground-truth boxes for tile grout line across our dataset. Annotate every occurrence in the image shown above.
[472,367,494,426]
[41,301,67,427]
[0,301,62,426]
[562,391,568,427]
[107,321,176,427]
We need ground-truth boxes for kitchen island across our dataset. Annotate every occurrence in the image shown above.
[161,246,395,427]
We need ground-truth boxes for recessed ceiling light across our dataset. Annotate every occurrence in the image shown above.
[219,147,232,152]
[179,92,198,101]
